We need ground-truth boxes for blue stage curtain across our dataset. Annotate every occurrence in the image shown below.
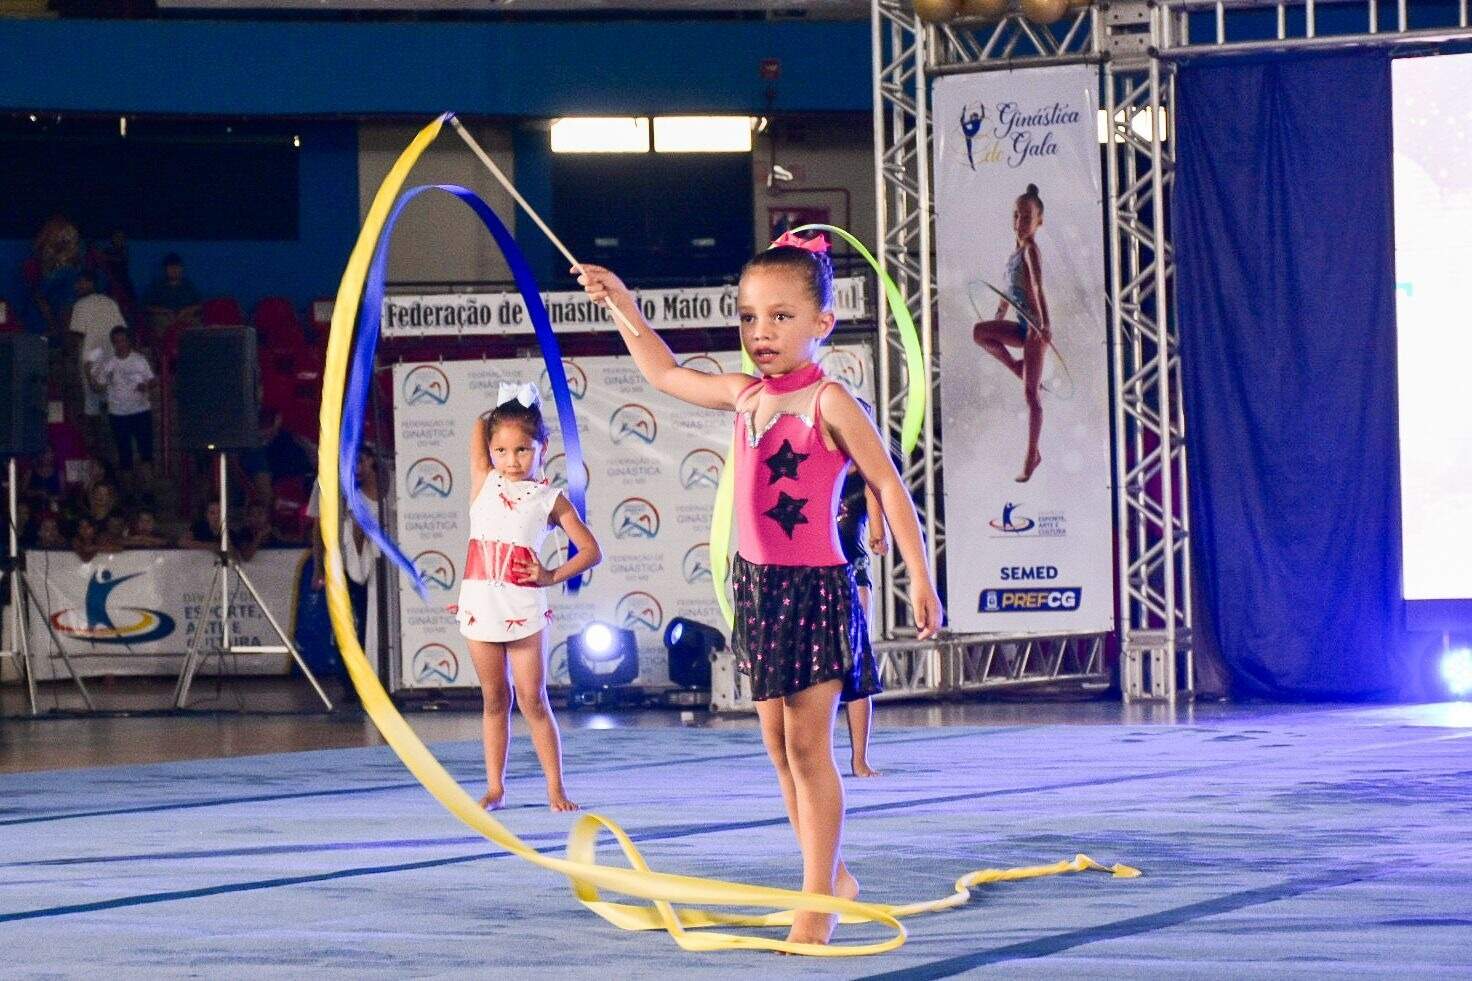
[1174,52,1420,699]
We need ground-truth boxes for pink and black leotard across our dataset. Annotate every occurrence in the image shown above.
[728,362,881,702]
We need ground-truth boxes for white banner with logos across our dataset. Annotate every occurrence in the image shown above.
[933,66,1114,634]
[9,548,306,678]
[392,346,875,689]
[382,277,867,338]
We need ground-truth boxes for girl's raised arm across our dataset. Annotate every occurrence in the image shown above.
[468,415,492,498]
[576,264,753,411]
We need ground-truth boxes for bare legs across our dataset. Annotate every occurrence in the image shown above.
[973,319,1045,482]
[466,632,578,812]
[844,582,879,778]
[466,639,511,809]
[843,697,878,777]
[757,679,852,946]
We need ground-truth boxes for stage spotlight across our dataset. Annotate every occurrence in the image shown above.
[664,617,726,691]
[567,622,639,703]
[1441,648,1472,698]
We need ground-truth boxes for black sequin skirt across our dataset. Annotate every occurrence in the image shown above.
[731,554,882,702]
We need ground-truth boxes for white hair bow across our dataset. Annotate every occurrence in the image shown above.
[496,382,541,409]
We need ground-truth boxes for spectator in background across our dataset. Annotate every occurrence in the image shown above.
[102,514,129,551]
[89,326,157,494]
[90,229,136,318]
[142,252,201,330]
[188,500,232,551]
[22,216,97,339]
[20,446,64,508]
[68,269,127,458]
[123,507,170,548]
[72,516,102,563]
[35,512,66,550]
[239,500,290,557]
[82,481,121,531]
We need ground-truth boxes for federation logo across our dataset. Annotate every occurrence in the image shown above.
[819,349,865,392]
[988,502,1036,534]
[412,643,460,685]
[611,497,661,540]
[49,569,177,644]
[402,364,450,406]
[406,458,453,499]
[544,452,592,492]
[609,403,657,446]
[682,543,713,584]
[540,360,588,400]
[679,448,724,490]
[678,354,724,374]
[412,550,457,591]
[616,591,665,633]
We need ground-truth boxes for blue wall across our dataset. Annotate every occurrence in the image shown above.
[0,17,871,313]
[0,19,872,116]
[2,120,359,320]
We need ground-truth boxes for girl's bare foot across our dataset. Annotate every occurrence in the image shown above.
[836,864,860,902]
[785,909,837,947]
[479,787,506,811]
[850,758,882,778]
[1016,450,1042,483]
[548,789,580,812]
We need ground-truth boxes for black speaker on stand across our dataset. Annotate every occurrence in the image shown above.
[169,327,332,711]
[175,326,262,451]
[0,334,95,713]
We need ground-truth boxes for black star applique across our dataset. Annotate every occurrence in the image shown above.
[764,438,809,484]
[764,491,810,538]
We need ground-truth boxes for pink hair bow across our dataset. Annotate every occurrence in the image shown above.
[770,229,830,253]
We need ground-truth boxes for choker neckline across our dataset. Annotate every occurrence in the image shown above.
[760,362,824,394]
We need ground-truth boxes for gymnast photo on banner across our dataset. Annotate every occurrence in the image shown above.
[971,183,1052,484]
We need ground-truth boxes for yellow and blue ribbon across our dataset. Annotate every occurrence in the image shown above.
[318,113,1138,958]
[342,178,588,595]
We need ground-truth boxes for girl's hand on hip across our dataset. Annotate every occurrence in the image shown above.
[512,552,554,587]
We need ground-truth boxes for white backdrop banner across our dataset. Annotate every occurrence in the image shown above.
[933,66,1114,634]
[11,548,305,678]
[393,345,875,689]
[383,277,867,338]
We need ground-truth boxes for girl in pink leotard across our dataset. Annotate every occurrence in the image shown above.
[576,237,942,948]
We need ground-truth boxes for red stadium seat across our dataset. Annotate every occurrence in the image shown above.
[200,296,247,327]
[252,296,306,354]
[272,474,311,540]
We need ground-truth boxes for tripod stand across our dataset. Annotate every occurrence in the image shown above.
[0,457,95,714]
[173,452,332,710]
